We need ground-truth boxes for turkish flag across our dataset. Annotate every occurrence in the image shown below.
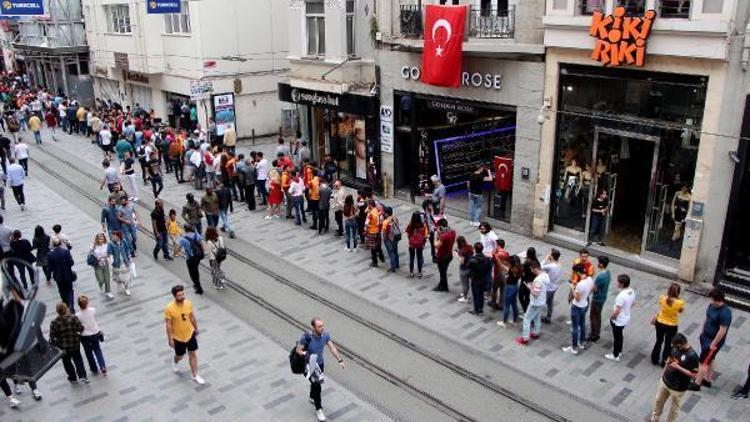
[421,5,468,88]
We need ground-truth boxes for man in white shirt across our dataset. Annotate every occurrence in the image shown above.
[605,275,635,362]
[13,139,29,176]
[562,263,594,355]
[517,261,549,345]
[99,126,113,159]
[255,152,269,205]
[541,249,563,324]
[289,170,306,225]
[6,158,26,210]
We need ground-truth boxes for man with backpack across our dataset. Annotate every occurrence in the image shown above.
[168,136,185,183]
[293,317,345,422]
[179,224,205,295]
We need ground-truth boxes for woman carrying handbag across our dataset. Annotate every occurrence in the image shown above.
[75,295,107,376]
[650,283,685,366]
[88,233,113,300]
[205,227,226,290]
[107,230,133,297]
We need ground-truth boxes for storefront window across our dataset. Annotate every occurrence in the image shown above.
[552,65,706,259]
[329,112,367,180]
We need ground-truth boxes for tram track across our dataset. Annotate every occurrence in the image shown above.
[30,147,623,422]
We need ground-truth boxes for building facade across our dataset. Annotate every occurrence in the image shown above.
[6,0,94,105]
[375,0,545,235]
[537,0,749,293]
[83,0,288,137]
[279,0,380,192]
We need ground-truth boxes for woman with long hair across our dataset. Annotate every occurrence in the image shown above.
[90,233,113,299]
[343,194,358,251]
[365,199,384,267]
[205,226,226,289]
[266,169,283,219]
[498,255,523,327]
[107,230,133,297]
[519,247,538,314]
[456,235,474,303]
[405,211,428,278]
[650,283,684,366]
[32,225,52,283]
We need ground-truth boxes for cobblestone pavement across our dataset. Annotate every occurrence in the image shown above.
[0,157,390,421]
[20,128,750,421]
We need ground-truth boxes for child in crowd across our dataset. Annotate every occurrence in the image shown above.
[167,209,184,257]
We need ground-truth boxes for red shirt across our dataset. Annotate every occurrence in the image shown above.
[436,229,456,258]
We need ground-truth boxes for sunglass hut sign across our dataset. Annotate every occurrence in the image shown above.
[590,6,655,67]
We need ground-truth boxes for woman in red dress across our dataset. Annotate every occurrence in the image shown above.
[266,169,283,219]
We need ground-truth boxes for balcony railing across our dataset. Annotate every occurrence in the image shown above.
[399,5,515,39]
[659,0,691,18]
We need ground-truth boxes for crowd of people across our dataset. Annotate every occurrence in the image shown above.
[0,70,748,422]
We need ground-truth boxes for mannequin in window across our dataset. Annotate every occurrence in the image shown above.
[562,159,582,201]
[580,163,593,218]
[671,185,691,245]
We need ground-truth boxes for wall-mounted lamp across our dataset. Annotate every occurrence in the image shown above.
[537,96,552,125]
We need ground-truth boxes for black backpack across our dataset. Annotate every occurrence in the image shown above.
[289,333,310,375]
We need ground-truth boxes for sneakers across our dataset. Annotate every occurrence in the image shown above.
[541,318,551,324]
[171,358,180,373]
[13,384,21,395]
[515,336,529,346]
[81,378,90,384]
[345,247,350,252]
[565,320,572,325]
[530,333,541,340]
[731,389,749,400]
[562,346,578,355]
[496,321,506,328]
[192,374,206,385]
[7,395,20,408]
[604,353,620,362]
[106,293,115,300]
[316,408,327,421]
[32,390,42,401]
[457,296,468,303]
[124,289,131,296]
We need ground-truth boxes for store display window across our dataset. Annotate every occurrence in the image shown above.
[552,65,707,259]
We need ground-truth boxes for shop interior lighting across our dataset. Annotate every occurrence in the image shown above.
[433,126,516,188]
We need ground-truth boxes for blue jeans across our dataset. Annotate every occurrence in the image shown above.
[33,130,42,145]
[124,223,137,252]
[589,214,605,242]
[219,209,232,231]
[153,230,170,258]
[570,304,588,347]
[344,219,357,249]
[206,214,219,228]
[80,334,106,373]
[293,196,304,225]
[503,284,519,323]
[256,179,268,204]
[383,239,399,271]
[522,304,543,339]
[468,193,483,222]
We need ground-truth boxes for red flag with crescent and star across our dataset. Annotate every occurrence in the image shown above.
[421,4,468,88]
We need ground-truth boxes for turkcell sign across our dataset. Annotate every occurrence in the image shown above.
[146,0,180,14]
[0,0,45,16]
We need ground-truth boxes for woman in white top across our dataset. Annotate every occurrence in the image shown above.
[76,295,107,375]
[89,233,113,299]
[205,226,226,290]
[606,274,635,362]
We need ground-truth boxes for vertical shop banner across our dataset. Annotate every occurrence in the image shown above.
[0,1,44,16]
[147,0,181,14]
[213,93,236,137]
[420,5,468,88]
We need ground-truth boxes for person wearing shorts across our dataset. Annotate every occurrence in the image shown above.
[164,285,205,385]
[690,288,731,391]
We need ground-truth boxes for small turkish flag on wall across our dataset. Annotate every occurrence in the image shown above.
[421,5,468,88]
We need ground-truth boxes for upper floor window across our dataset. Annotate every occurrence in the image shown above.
[105,4,131,34]
[552,0,568,10]
[615,0,646,15]
[306,0,325,57]
[164,0,191,34]
[578,0,604,15]
[702,0,723,13]
[346,0,355,56]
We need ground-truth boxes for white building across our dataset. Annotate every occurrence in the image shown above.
[82,0,289,137]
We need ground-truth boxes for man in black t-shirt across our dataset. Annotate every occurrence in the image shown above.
[649,333,698,422]
[121,151,139,201]
[587,189,609,246]
[150,199,172,261]
[147,151,164,198]
[467,164,493,226]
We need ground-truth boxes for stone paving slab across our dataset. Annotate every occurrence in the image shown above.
[30,128,750,422]
[0,166,390,422]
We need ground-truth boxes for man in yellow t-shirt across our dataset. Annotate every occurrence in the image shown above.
[28,114,43,145]
[164,284,204,384]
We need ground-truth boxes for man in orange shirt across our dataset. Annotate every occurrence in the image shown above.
[281,166,293,219]
[308,170,321,230]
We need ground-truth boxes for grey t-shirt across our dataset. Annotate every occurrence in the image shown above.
[104,167,118,184]
[0,224,12,252]
[432,185,446,207]
[117,204,136,224]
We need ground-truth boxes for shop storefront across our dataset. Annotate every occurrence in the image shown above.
[278,82,381,192]
[550,64,706,261]
[393,92,517,222]
[165,91,194,130]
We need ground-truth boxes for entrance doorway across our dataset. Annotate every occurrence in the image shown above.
[587,129,658,255]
